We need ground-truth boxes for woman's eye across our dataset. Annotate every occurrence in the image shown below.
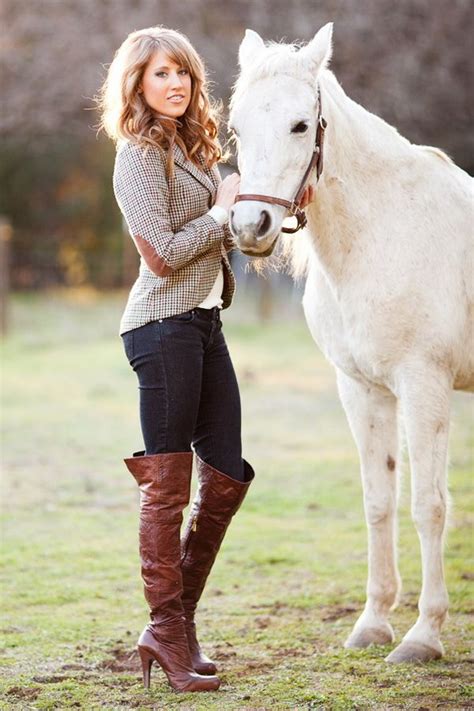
[156,72,167,78]
[291,121,308,134]
[179,69,189,75]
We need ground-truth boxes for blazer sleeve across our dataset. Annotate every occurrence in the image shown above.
[113,142,226,276]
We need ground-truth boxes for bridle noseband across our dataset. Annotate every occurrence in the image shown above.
[234,86,327,234]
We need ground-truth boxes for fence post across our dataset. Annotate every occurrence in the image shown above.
[0,216,12,336]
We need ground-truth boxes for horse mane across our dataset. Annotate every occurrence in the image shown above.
[418,146,454,165]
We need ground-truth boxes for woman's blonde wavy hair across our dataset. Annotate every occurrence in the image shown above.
[97,26,224,175]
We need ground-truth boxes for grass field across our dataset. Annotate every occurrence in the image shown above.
[1,287,473,710]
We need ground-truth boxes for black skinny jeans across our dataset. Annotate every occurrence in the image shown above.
[121,307,244,481]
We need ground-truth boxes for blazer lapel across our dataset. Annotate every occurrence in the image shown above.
[172,143,215,196]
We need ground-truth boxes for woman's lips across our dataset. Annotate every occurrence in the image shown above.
[168,95,185,103]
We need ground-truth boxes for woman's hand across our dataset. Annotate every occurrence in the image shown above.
[215,173,241,211]
[299,184,315,209]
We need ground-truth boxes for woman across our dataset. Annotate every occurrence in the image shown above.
[98,26,254,693]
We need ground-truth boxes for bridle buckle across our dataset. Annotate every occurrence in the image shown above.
[289,200,299,215]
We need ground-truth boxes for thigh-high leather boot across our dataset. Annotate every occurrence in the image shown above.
[180,455,254,674]
[124,451,220,691]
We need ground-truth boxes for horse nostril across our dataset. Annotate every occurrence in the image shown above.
[257,210,271,237]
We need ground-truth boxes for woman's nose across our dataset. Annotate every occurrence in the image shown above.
[170,72,184,88]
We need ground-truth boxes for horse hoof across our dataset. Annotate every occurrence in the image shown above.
[344,625,394,649]
[385,641,442,663]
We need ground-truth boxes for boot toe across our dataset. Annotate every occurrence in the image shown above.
[184,672,220,692]
[194,660,218,675]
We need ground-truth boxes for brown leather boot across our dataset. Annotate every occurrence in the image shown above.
[181,456,254,675]
[124,450,220,692]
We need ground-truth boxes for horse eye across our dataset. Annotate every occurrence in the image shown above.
[291,121,308,134]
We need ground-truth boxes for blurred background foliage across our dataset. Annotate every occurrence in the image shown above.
[0,0,473,290]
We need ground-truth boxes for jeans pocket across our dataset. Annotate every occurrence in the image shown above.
[121,330,135,362]
[165,309,195,323]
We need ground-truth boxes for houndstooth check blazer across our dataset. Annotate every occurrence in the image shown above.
[113,140,236,335]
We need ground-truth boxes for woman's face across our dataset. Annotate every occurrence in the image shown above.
[139,48,192,118]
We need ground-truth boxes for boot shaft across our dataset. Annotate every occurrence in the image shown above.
[181,457,254,612]
[125,451,194,622]
[125,450,193,512]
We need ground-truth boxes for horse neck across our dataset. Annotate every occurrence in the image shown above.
[306,71,411,286]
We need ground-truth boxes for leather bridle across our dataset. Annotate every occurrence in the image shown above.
[234,86,327,234]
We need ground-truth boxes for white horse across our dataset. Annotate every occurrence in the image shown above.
[229,23,473,663]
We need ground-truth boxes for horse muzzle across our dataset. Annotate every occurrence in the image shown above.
[229,202,281,256]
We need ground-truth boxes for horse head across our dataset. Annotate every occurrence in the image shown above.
[229,23,333,256]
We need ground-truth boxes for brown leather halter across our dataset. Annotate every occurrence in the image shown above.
[234,87,327,234]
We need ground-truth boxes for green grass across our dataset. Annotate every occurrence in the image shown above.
[1,287,473,710]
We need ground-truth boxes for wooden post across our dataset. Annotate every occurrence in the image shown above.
[0,216,12,336]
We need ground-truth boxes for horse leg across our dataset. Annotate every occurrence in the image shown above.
[336,370,401,649]
[386,365,451,663]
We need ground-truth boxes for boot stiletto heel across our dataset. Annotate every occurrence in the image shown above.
[138,647,154,689]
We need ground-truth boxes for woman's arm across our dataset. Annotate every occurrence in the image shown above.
[113,142,226,277]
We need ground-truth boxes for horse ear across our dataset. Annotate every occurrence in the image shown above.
[300,22,333,71]
[239,29,265,70]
